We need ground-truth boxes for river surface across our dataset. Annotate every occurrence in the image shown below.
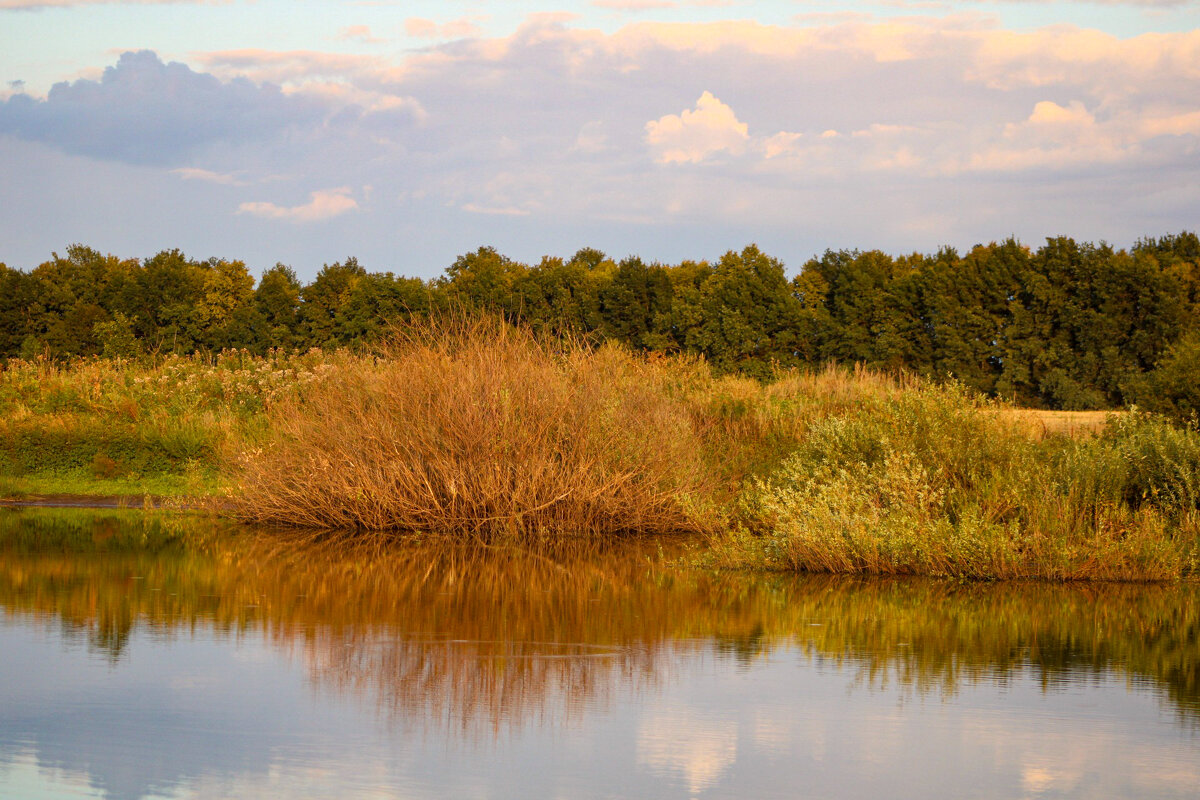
[0,507,1197,799]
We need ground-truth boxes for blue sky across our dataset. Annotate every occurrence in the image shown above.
[2,1,1198,279]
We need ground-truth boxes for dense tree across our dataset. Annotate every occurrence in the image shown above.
[598,257,675,350]
[334,272,432,346]
[439,247,526,316]
[679,245,802,377]
[0,263,32,357]
[4,232,1200,413]
[298,257,367,348]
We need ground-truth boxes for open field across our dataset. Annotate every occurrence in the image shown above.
[994,409,1117,439]
[2,322,1198,580]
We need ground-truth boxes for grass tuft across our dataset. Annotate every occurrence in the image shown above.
[229,318,718,540]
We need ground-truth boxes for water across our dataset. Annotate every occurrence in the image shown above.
[0,507,1197,799]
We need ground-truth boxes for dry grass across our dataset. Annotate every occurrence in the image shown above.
[995,408,1118,439]
[230,318,717,540]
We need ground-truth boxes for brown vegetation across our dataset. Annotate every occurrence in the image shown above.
[994,408,1116,439]
[230,319,717,539]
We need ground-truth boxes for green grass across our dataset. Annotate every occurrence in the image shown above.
[0,349,328,502]
[0,467,222,500]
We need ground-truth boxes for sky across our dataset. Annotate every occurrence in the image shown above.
[1,1,1198,281]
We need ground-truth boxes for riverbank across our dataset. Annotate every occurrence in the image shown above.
[3,322,1198,580]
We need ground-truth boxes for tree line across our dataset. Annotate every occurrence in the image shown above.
[2,233,1199,415]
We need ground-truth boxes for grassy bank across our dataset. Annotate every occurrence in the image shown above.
[0,349,331,500]
[718,386,1200,580]
[3,321,1199,579]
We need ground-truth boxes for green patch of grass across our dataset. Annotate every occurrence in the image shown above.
[0,465,225,500]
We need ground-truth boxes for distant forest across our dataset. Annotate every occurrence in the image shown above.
[2,232,1199,414]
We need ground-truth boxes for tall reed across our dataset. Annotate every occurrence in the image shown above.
[230,318,716,539]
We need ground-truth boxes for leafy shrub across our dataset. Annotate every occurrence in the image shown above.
[732,384,1197,579]
[1063,412,1200,516]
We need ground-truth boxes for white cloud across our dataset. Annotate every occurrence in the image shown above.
[573,121,610,153]
[4,16,1200,276]
[460,202,531,216]
[0,51,323,165]
[237,188,359,223]
[593,0,677,10]
[171,167,246,185]
[337,25,385,45]
[638,706,737,796]
[645,91,749,164]
[404,17,482,40]
[762,131,802,159]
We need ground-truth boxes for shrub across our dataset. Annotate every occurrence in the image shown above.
[229,319,718,540]
[1063,412,1200,516]
[731,384,1198,579]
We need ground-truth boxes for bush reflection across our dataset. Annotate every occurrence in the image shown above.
[1,508,1196,733]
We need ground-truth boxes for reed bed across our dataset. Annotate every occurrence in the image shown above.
[229,319,718,540]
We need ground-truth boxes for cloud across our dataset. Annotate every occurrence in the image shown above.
[593,0,677,10]
[4,16,1200,277]
[645,91,749,163]
[959,0,1196,5]
[194,49,383,83]
[337,25,385,45]
[460,202,531,216]
[573,121,610,153]
[762,132,803,159]
[171,167,247,185]
[0,50,322,165]
[404,17,482,40]
[237,188,359,223]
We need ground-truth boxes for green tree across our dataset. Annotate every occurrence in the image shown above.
[196,258,255,348]
[439,247,527,316]
[299,257,367,348]
[511,256,603,335]
[0,263,33,358]
[24,245,136,356]
[921,241,1025,397]
[132,249,208,353]
[252,264,303,350]
[598,257,675,350]
[681,245,802,377]
[94,311,142,359]
[334,272,432,346]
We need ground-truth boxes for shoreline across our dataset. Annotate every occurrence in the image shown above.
[2,497,1197,585]
[3,338,1197,582]
[0,493,220,512]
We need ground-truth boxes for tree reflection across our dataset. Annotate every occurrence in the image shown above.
[1,507,1197,732]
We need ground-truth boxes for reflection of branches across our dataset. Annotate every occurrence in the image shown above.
[0,507,1198,730]
[297,632,679,741]
[779,576,1200,723]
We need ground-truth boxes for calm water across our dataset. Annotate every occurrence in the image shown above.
[0,508,1197,799]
